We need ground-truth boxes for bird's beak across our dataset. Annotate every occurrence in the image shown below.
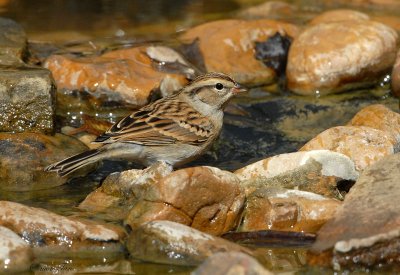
[232,83,247,95]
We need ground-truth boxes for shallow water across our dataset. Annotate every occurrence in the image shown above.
[0,0,399,274]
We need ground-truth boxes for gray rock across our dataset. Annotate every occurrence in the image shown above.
[192,252,272,275]
[308,152,400,269]
[0,132,89,191]
[127,220,252,266]
[0,17,26,65]
[0,66,56,133]
[0,225,32,273]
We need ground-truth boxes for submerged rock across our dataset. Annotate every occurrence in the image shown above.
[0,17,26,65]
[44,46,189,108]
[308,153,400,269]
[0,226,32,273]
[309,9,370,25]
[79,162,172,220]
[125,166,245,236]
[300,126,397,171]
[127,220,252,266]
[0,201,124,253]
[392,51,400,97]
[179,19,299,86]
[192,252,273,275]
[237,1,296,20]
[0,66,56,133]
[0,132,89,191]
[348,104,400,143]
[287,20,398,95]
[235,150,358,199]
[239,187,341,233]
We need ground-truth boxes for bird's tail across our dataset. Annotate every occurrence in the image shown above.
[45,149,101,177]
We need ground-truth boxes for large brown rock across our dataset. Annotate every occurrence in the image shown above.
[235,150,358,199]
[300,126,397,171]
[125,166,245,235]
[392,50,400,97]
[127,220,252,266]
[44,46,188,108]
[179,19,299,86]
[0,226,32,273]
[308,153,400,269]
[287,20,398,95]
[309,9,370,25]
[0,132,89,191]
[0,17,26,65]
[348,104,400,143]
[239,187,341,233]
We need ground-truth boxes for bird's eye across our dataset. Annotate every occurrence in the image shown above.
[215,83,224,90]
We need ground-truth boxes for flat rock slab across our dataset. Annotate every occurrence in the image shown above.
[308,152,400,269]
[0,66,55,133]
[127,220,252,266]
[0,225,32,273]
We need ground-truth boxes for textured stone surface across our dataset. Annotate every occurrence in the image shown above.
[235,150,358,199]
[309,9,369,25]
[44,46,188,108]
[127,220,252,266]
[192,252,273,275]
[0,67,55,133]
[348,104,400,143]
[180,19,299,86]
[126,166,245,235]
[392,50,400,97]
[79,162,172,220]
[300,126,397,171]
[287,20,398,95]
[0,17,26,65]
[0,201,124,249]
[239,187,341,233]
[0,226,32,273]
[0,132,89,191]
[308,153,400,269]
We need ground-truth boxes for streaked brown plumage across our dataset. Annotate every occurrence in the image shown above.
[45,72,246,176]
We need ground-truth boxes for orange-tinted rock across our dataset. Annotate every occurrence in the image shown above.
[125,166,245,235]
[392,51,400,97]
[300,126,397,171]
[235,150,358,199]
[308,153,400,269]
[287,20,398,95]
[179,19,299,86]
[309,9,369,25]
[44,46,188,108]
[127,220,252,266]
[239,187,341,233]
[373,15,400,32]
[348,104,400,143]
[238,1,296,20]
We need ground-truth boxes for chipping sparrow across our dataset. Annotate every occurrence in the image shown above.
[45,72,246,176]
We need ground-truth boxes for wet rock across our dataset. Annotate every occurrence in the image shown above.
[238,1,296,20]
[308,153,400,269]
[300,126,397,171]
[0,66,56,133]
[0,132,89,191]
[373,15,400,33]
[0,201,124,253]
[235,150,358,199]
[127,220,252,266]
[348,104,400,143]
[79,162,172,220]
[309,9,370,25]
[0,226,32,273]
[44,46,189,108]
[0,17,26,65]
[179,19,299,86]
[392,51,400,97]
[239,187,341,233]
[192,252,272,275]
[287,20,398,95]
[126,166,245,235]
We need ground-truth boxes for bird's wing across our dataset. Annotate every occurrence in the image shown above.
[94,98,214,146]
